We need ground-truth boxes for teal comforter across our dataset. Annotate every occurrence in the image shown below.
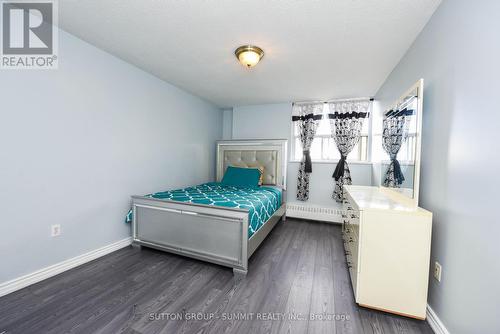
[126,182,282,238]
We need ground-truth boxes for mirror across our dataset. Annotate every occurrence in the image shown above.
[372,79,423,204]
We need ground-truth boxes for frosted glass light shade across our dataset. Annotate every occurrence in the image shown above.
[235,45,264,68]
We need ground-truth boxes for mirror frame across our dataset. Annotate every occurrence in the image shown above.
[381,79,424,206]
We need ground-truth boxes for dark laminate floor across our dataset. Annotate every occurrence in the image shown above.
[0,219,433,334]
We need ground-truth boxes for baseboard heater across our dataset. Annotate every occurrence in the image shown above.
[286,202,344,223]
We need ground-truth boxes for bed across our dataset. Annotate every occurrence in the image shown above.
[129,139,287,276]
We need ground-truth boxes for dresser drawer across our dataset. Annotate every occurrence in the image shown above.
[346,251,358,297]
[348,216,360,238]
[345,233,359,266]
[343,204,360,239]
[345,202,359,218]
[342,191,363,299]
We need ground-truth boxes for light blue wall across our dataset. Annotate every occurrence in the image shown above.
[0,29,222,283]
[231,103,372,207]
[232,103,292,140]
[222,108,233,140]
[375,0,500,332]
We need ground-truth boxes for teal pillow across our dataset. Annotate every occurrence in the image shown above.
[221,166,261,188]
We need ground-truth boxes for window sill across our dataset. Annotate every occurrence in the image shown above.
[289,160,373,166]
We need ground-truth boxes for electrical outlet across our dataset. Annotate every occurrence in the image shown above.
[51,224,61,237]
[434,261,442,282]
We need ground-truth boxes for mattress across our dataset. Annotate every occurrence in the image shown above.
[126,182,282,238]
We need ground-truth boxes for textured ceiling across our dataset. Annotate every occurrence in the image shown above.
[58,0,441,107]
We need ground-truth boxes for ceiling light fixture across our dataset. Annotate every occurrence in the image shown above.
[235,45,264,68]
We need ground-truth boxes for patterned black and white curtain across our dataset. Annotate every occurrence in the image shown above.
[382,108,414,187]
[328,100,370,202]
[292,103,323,201]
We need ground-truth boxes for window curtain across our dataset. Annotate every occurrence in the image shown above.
[292,103,323,201]
[328,100,370,202]
[382,108,414,187]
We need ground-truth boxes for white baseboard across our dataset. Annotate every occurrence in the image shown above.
[427,304,450,334]
[0,237,132,298]
[286,202,344,223]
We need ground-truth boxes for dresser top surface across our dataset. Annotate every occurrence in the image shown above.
[344,185,431,215]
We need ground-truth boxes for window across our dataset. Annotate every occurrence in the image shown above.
[371,98,418,163]
[292,104,370,162]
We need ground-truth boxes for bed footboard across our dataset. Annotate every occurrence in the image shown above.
[132,196,250,274]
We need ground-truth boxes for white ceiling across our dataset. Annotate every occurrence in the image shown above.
[59,0,441,108]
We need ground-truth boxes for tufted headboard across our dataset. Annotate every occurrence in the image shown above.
[216,139,288,189]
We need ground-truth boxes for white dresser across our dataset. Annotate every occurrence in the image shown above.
[342,185,432,319]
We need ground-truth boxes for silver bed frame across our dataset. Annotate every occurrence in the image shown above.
[131,139,288,276]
